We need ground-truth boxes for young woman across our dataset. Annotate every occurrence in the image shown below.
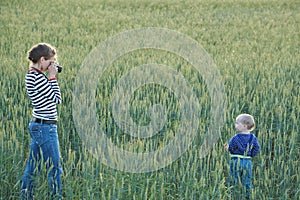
[21,43,62,199]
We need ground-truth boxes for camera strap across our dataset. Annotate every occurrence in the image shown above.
[28,67,49,80]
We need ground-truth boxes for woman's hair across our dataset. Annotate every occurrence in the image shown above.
[27,43,56,63]
[237,114,256,131]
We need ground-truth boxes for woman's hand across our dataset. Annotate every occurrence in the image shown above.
[48,62,58,79]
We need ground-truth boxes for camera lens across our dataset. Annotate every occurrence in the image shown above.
[57,66,63,73]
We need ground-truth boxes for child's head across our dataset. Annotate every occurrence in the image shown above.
[236,114,255,132]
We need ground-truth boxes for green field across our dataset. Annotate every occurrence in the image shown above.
[0,0,299,199]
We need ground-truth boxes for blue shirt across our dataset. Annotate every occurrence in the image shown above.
[228,133,260,157]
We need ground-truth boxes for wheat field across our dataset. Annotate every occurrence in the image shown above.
[0,0,299,199]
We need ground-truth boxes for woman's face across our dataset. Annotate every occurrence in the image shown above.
[40,56,55,71]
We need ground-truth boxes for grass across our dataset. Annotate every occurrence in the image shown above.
[0,0,299,199]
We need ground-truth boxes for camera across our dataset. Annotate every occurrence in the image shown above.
[54,62,63,73]
[57,65,63,73]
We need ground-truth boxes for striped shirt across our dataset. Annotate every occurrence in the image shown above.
[25,71,61,121]
[228,133,260,157]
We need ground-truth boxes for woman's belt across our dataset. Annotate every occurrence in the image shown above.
[32,117,57,124]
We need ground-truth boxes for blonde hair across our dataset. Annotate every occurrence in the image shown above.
[236,114,256,131]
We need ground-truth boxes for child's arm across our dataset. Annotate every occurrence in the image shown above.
[251,137,260,157]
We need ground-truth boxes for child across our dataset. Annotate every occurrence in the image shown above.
[224,114,260,199]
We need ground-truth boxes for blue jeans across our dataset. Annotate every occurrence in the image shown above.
[21,122,62,199]
[229,158,253,199]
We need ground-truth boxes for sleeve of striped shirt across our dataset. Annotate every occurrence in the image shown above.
[36,74,62,104]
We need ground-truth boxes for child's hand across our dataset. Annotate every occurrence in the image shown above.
[223,143,229,151]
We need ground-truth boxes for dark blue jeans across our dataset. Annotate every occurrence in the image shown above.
[229,158,253,199]
[21,122,62,199]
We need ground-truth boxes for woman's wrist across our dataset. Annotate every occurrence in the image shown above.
[49,75,56,80]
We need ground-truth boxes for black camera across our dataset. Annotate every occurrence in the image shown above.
[54,62,63,73]
[57,65,63,73]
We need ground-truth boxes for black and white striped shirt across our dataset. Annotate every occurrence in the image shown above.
[25,71,61,121]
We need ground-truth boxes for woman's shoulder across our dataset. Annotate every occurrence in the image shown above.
[26,71,46,79]
[26,72,47,85]
[26,71,40,77]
